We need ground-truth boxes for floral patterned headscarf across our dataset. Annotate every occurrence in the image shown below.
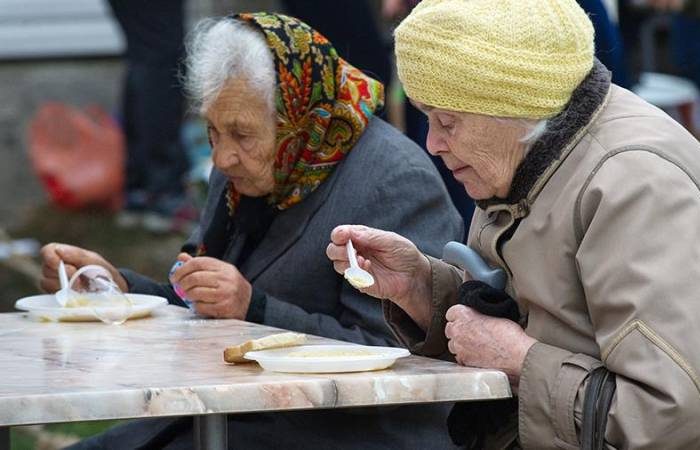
[226,12,385,214]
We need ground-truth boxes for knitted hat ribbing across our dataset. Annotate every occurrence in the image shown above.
[395,0,595,118]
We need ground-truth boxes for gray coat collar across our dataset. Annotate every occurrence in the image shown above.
[477,60,612,213]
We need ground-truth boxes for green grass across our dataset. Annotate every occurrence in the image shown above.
[11,421,123,449]
[45,420,124,436]
[9,429,34,450]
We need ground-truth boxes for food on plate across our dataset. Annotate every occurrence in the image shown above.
[285,347,375,358]
[63,296,94,308]
[223,332,307,363]
[63,295,131,308]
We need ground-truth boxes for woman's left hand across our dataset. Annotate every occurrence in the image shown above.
[445,305,537,389]
[171,253,252,319]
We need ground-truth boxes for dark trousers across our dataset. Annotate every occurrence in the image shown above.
[107,0,188,199]
[671,13,700,87]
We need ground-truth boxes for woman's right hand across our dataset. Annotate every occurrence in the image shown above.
[39,243,128,293]
[327,225,432,309]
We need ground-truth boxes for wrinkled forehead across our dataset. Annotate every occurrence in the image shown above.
[204,78,275,127]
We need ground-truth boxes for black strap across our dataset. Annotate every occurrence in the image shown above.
[581,366,616,450]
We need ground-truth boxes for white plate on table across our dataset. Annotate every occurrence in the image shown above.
[244,344,410,373]
[14,294,168,322]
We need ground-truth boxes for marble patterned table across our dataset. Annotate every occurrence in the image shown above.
[0,305,511,449]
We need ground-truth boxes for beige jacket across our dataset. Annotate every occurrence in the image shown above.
[385,62,700,449]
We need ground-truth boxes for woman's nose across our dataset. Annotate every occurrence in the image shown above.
[212,143,239,170]
[425,124,448,156]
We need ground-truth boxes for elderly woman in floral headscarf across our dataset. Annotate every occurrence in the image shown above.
[40,12,463,450]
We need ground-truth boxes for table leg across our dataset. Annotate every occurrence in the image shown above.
[1,426,9,450]
[194,414,228,450]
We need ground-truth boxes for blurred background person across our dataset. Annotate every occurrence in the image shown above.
[281,0,392,89]
[578,0,631,88]
[665,1,700,92]
[107,0,195,233]
[618,0,699,137]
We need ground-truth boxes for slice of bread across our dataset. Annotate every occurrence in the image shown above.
[223,332,307,363]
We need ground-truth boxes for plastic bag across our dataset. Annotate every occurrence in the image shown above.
[28,102,125,210]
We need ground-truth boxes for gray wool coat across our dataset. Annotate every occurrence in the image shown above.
[82,117,465,450]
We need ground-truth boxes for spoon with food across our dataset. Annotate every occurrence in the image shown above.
[344,239,375,289]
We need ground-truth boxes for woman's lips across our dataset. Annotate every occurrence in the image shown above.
[451,166,469,177]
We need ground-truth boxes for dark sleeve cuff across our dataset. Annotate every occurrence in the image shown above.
[119,268,182,306]
[383,255,463,359]
[245,287,268,323]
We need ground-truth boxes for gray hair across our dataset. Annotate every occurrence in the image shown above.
[183,17,276,114]
[520,119,548,146]
[495,117,548,148]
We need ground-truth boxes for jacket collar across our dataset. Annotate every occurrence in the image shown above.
[476,60,612,216]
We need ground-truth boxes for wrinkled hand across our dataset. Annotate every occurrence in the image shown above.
[327,225,429,302]
[40,243,127,293]
[170,253,251,319]
[646,0,685,11]
[445,305,537,389]
[327,225,433,329]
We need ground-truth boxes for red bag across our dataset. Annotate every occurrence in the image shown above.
[28,102,125,210]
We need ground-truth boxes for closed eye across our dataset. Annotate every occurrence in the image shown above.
[437,113,455,128]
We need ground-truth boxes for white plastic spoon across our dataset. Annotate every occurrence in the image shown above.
[54,260,71,307]
[343,239,375,289]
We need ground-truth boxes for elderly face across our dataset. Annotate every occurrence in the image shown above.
[415,101,529,200]
[205,78,277,197]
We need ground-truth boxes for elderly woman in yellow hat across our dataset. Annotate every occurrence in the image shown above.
[328,0,700,448]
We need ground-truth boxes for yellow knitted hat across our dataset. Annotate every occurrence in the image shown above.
[395,0,595,118]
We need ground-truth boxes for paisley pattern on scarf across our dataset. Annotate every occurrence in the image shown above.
[228,12,384,212]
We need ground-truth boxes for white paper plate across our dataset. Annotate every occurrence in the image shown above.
[244,344,410,373]
[14,294,168,322]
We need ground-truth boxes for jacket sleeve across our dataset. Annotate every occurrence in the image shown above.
[384,255,462,359]
[119,269,187,307]
[518,151,700,449]
[261,162,464,346]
